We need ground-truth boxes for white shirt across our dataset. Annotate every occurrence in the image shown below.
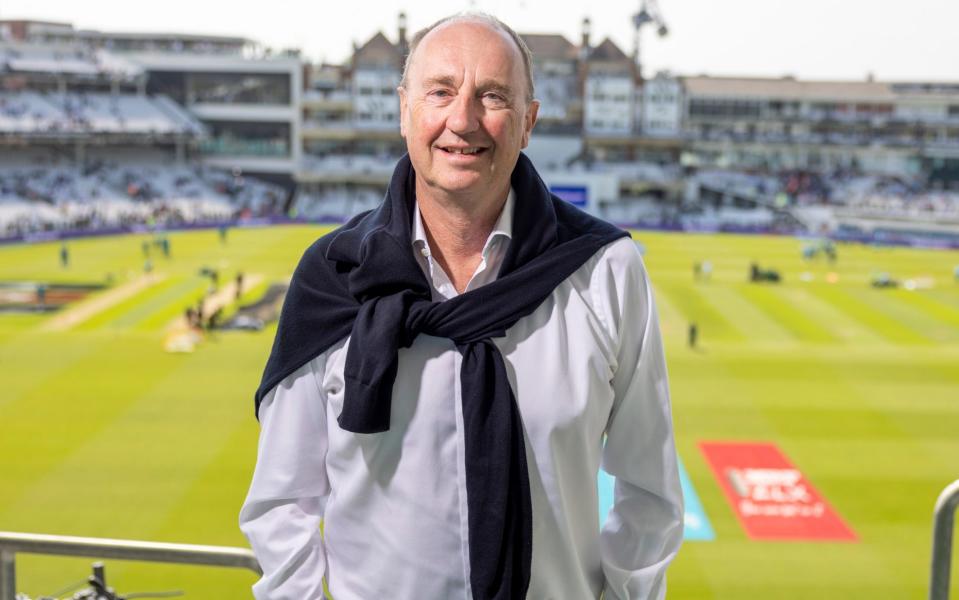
[240,194,684,600]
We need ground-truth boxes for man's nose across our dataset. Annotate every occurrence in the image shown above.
[445,93,480,135]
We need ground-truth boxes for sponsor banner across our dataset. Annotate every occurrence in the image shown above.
[599,457,714,541]
[699,441,857,541]
[550,185,588,208]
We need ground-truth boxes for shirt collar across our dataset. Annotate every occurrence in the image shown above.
[412,188,514,258]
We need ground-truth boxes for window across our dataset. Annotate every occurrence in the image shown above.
[185,72,291,105]
[200,120,291,157]
[689,98,760,118]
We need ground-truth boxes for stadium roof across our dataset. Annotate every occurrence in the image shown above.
[0,43,144,79]
[587,38,631,63]
[6,56,99,76]
[72,30,251,44]
[352,32,403,68]
[681,76,897,101]
[521,34,578,61]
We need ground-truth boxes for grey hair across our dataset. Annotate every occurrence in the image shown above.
[399,12,535,105]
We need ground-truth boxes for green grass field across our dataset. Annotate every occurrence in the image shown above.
[0,226,957,598]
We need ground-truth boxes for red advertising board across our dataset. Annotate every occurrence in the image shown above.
[699,441,857,541]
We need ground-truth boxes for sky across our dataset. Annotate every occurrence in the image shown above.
[2,0,956,82]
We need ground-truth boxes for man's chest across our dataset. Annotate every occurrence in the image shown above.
[318,280,617,460]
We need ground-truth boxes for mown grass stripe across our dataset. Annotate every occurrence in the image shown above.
[0,332,100,411]
[0,314,46,341]
[658,281,746,341]
[777,287,887,345]
[0,331,262,528]
[925,289,959,311]
[120,276,208,331]
[0,334,192,517]
[650,286,687,341]
[74,276,183,331]
[737,284,838,343]
[852,289,959,343]
[806,285,932,345]
[701,284,796,343]
[884,290,959,339]
[99,465,257,599]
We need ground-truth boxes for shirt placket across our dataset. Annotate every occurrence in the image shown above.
[414,231,506,600]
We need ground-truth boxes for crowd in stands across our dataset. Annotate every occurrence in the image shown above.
[695,167,959,213]
[291,185,382,221]
[0,160,286,238]
[696,127,959,149]
[0,91,203,136]
[2,147,956,239]
[836,187,959,221]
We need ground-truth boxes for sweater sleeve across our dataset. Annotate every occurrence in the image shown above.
[240,356,331,600]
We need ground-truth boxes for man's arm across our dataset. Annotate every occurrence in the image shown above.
[597,241,684,600]
[240,359,331,600]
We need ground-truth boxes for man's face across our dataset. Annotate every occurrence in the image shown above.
[398,21,539,199]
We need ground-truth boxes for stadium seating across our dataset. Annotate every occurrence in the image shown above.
[291,186,382,220]
[0,163,285,237]
[0,91,203,136]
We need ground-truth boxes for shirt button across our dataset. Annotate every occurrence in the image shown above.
[420,247,429,257]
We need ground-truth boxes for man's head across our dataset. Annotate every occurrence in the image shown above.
[397,13,539,203]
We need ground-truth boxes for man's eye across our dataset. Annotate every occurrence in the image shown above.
[430,90,452,98]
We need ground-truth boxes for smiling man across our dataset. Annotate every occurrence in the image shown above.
[241,13,683,600]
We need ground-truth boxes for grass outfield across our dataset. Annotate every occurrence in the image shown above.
[0,226,958,598]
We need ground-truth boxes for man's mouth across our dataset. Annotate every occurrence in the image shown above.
[438,146,487,156]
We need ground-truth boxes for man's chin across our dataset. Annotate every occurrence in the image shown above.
[425,174,488,196]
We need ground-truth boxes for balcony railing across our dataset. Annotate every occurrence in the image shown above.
[930,479,959,600]
[0,530,260,600]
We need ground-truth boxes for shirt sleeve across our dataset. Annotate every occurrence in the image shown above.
[596,240,685,600]
[239,356,331,600]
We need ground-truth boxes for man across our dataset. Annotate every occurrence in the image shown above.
[240,13,683,600]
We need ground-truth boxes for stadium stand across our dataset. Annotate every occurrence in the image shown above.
[2,20,957,244]
[291,186,382,221]
[0,38,287,240]
[0,162,285,237]
[1,42,142,79]
[0,91,203,136]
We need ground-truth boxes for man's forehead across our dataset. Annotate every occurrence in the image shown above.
[409,20,522,83]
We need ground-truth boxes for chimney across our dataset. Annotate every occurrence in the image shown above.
[581,17,591,53]
[398,12,408,47]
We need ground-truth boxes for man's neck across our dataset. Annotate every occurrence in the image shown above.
[416,179,509,294]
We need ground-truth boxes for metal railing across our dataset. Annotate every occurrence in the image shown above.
[0,531,261,600]
[931,480,959,600]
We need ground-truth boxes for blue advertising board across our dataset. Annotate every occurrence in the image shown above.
[598,457,715,541]
[550,185,589,208]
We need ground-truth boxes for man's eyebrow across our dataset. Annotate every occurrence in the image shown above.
[419,76,515,98]
[476,81,515,98]
[421,75,457,88]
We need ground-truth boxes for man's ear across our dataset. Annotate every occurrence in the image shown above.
[397,86,408,138]
[521,99,539,149]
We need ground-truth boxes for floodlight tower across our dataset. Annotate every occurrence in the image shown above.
[632,0,669,80]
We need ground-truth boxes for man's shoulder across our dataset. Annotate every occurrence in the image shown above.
[596,236,645,270]
[583,236,647,289]
[294,209,377,275]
